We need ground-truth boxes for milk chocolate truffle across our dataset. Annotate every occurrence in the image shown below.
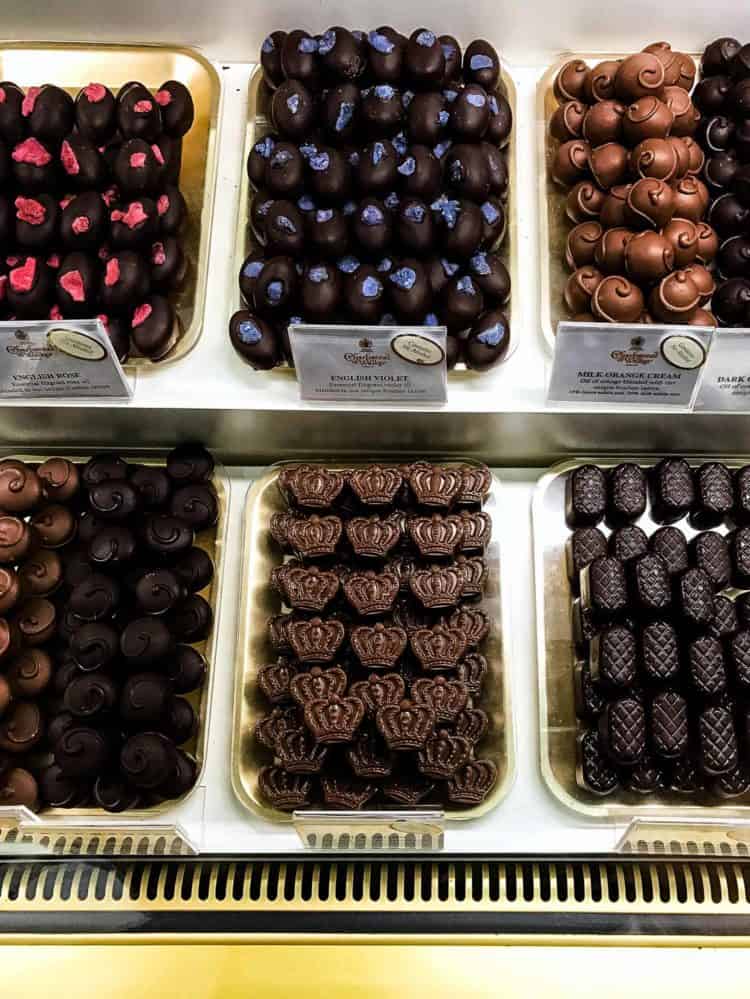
[625,230,674,282]
[229,310,279,369]
[591,275,644,322]
[271,80,315,140]
[550,100,587,142]
[695,222,720,265]
[599,185,632,228]
[0,568,19,614]
[0,701,43,754]
[261,31,286,89]
[682,263,715,304]
[37,454,79,503]
[31,503,76,547]
[662,86,699,138]
[626,177,675,229]
[582,101,626,145]
[464,309,510,370]
[552,139,590,186]
[554,60,591,103]
[631,137,679,181]
[564,265,603,313]
[661,217,699,267]
[623,97,673,145]
[566,181,606,223]
[594,228,633,274]
[648,270,701,322]
[589,143,629,190]
[615,53,666,103]
[566,221,603,268]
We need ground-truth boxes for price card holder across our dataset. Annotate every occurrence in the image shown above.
[694,328,750,411]
[293,810,445,852]
[548,321,714,408]
[289,325,447,405]
[0,319,132,400]
[616,817,750,857]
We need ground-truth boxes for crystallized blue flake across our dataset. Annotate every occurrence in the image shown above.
[392,132,408,156]
[402,90,415,107]
[257,199,272,215]
[343,200,357,215]
[368,30,395,54]
[298,195,316,211]
[255,136,275,158]
[432,196,460,228]
[449,159,464,182]
[470,53,494,71]
[337,255,360,273]
[318,29,336,54]
[390,267,416,290]
[299,143,317,160]
[443,88,458,103]
[488,95,499,114]
[271,149,292,167]
[377,257,392,272]
[457,276,476,294]
[362,205,384,225]
[372,141,385,164]
[243,260,263,278]
[384,191,400,210]
[470,253,490,275]
[308,266,329,283]
[438,110,449,126]
[398,157,416,176]
[348,150,360,166]
[424,312,439,326]
[441,42,456,60]
[374,84,396,100]
[481,201,500,224]
[335,102,354,132]
[238,320,262,343]
[316,209,333,223]
[362,276,381,298]
[466,92,487,108]
[477,322,504,346]
[261,36,275,54]
[442,258,460,277]
[405,203,426,222]
[286,94,300,114]
[309,152,330,172]
[433,139,452,158]
[277,215,296,233]
[267,280,283,303]
[298,36,318,53]
[416,30,436,47]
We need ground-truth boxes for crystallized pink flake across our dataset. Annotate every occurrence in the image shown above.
[155,89,172,106]
[132,303,153,328]
[60,270,86,302]
[21,86,40,117]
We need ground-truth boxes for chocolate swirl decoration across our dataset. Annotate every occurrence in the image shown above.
[135,569,185,616]
[30,503,76,548]
[164,645,207,694]
[88,526,137,569]
[6,648,52,697]
[16,597,56,646]
[130,465,171,509]
[168,594,212,642]
[38,764,87,808]
[157,749,197,799]
[70,622,119,671]
[55,726,111,778]
[120,616,174,666]
[169,484,219,531]
[144,514,195,558]
[0,702,43,753]
[81,454,128,488]
[173,548,214,594]
[0,462,42,513]
[0,516,31,564]
[64,673,118,719]
[37,457,80,502]
[47,710,76,746]
[89,480,140,522]
[120,732,177,789]
[566,181,606,225]
[18,549,62,597]
[166,444,214,484]
[120,672,171,725]
[160,697,196,744]
[93,775,140,813]
[0,567,20,614]
[69,573,121,622]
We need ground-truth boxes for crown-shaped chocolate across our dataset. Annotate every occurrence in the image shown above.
[457,464,492,505]
[289,665,347,705]
[281,566,340,612]
[447,759,498,805]
[304,693,365,744]
[285,464,345,509]
[348,465,403,506]
[454,707,489,744]
[269,512,294,550]
[255,705,302,750]
[382,775,435,806]
[288,616,346,664]
[270,558,303,596]
[350,622,407,669]
[274,727,328,773]
[350,673,405,714]
[455,555,488,598]
[456,653,488,695]
[409,564,462,610]
[448,606,490,647]
[258,657,298,703]
[387,553,417,592]
[345,514,402,558]
[276,465,297,496]
[417,729,472,778]
[376,699,436,750]
[410,624,468,671]
[258,765,312,811]
[346,730,393,779]
[411,676,469,722]
[268,612,306,654]
[408,514,464,557]
[408,464,463,508]
[458,510,492,552]
[286,514,343,558]
[321,775,378,809]
[343,569,399,616]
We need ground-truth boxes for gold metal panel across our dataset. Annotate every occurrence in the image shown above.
[232,461,514,823]
[0,42,221,368]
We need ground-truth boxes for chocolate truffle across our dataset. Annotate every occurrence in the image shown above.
[55,252,98,318]
[353,198,391,253]
[439,35,463,85]
[387,259,431,317]
[301,262,342,317]
[322,83,360,142]
[445,144,490,201]
[589,143,629,190]
[117,82,162,140]
[623,97,673,145]
[405,29,445,89]
[626,178,675,229]
[709,193,750,237]
[361,84,403,135]
[264,200,305,256]
[625,230,674,282]
[265,142,305,197]
[396,197,434,254]
[695,222,720,264]
[11,137,56,191]
[154,80,194,138]
[554,60,591,103]
[239,251,265,304]
[485,91,512,147]
[280,30,320,86]
[718,235,750,278]
[648,270,701,322]
[464,309,510,370]
[60,134,107,190]
[247,134,276,188]
[166,444,213,484]
[630,137,680,181]
[23,84,74,143]
[60,192,106,251]
[344,265,385,322]
[566,181,606,223]
[615,53,666,102]
[150,237,186,291]
[253,255,297,315]
[260,31,287,89]
[702,37,742,76]
[582,100,626,145]
[450,84,490,141]
[75,82,116,141]
[564,266,603,313]
[100,251,150,311]
[407,92,448,145]
[308,147,351,203]
[14,195,58,250]
[463,40,500,91]
[551,100,587,142]
[0,82,25,145]
[7,256,52,318]
[397,144,442,199]
[229,310,280,369]
[356,139,398,191]
[271,79,315,140]
[318,28,366,82]
[469,251,510,303]
[110,198,158,248]
[156,186,186,235]
[713,278,750,325]
[433,197,483,257]
[366,28,405,84]
[113,138,161,196]
[130,296,178,359]
[552,139,590,186]
[591,275,644,322]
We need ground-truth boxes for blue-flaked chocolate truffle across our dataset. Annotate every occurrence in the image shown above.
[23,84,74,143]
[239,251,265,304]
[446,143,490,201]
[301,261,342,317]
[361,84,403,135]
[482,142,508,198]
[56,252,99,318]
[229,309,280,371]
[407,91,449,145]
[353,197,392,253]
[450,84,490,140]
[100,251,150,311]
[366,28,405,83]
[427,255,461,297]
[60,192,106,251]
[345,264,385,322]
[117,82,162,141]
[154,80,194,138]
[265,139,307,198]
[11,137,57,191]
[442,273,484,329]
[322,83,360,142]
[271,79,315,140]
[480,197,506,247]
[130,295,178,359]
[465,308,510,369]
[253,254,298,315]
[486,90,513,147]
[405,29,445,89]
[250,190,276,241]
[318,27,366,81]
[247,133,276,188]
[264,199,305,256]
[469,250,510,303]
[113,138,161,195]
[439,35,462,84]
[150,237,187,291]
[7,256,52,318]
[388,258,431,317]
[282,30,321,85]
[356,139,398,191]
[60,134,107,190]
[397,144,442,199]
[14,195,58,250]
[261,31,287,89]
[0,82,24,144]
[463,40,500,90]
[432,195,483,257]
[110,198,158,248]
[397,196,434,254]
[75,82,117,142]
[306,207,349,258]
[308,146,351,203]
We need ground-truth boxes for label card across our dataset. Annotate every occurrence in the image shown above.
[0,320,132,400]
[548,322,713,408]
[289,325,447,405]
[694,328,750,411]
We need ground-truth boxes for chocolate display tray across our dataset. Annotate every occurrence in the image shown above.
[533,454,750,820]
[232,460,514,823]
[536,51,700,354]
[0,449,228,822]
[233,58,519,373]
[0,42,220,368]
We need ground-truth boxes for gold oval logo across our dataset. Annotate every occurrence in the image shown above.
[660,334,706,371]
[391,333,445,366]
[47,327,106,362]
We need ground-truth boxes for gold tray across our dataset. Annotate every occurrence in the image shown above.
[232,460,514,822]
[0,42,221,368]
[534,454,750,819]
[1,448,228,822]
[537,52,700,354]
[233,57,519,372]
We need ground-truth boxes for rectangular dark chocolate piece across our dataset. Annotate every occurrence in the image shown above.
[640,619,681,684]
[728,630,750,694]
[580,556,628,622]
[733,465,750,525]
[649,690,689,759]
[574,661,605,721]
[649,458,695,525]
[649,526,689,576]
[598,696,646,767]
[565,464,607,528]
[607,462,647,526]
[729,527,750,589]
[629,552,671,614]
[565,527,607,587]
[676,567,715,627]
[590,624,637,691]
[698,705,739,777]
[687,634,727,699]
[608,525,648,563]
[689,531,731,590]
[576,729,620,796]
[708,595,739,641]
[690,462,733,530]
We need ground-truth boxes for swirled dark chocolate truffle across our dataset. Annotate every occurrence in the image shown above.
[70,622,119,671]
[261,31,286,88]
[11,137,56,191]
[159,697,196,745]
[130,296,177,359]
[75,82,116,141]
[166,444,214,485]
[91,775,138,812]
[120,731,176,789]
[69,573,120,622]
[129,466,171,510]
[120,672,171,724]
[47,710,76,747]
[89,479,140,522]
[60,192,106,251]
[55,252,98,318]
[120,616,174,667]
[280,30,320,86]
[713,278,750,325]
[165,645,207,693]
[82,454,128,488]
[135,569,185,616]
[0,82,25,144]
[144,513,194,558]
[301,262,342,317]
[7,256,52,318]
[154,80,194,138]
[709,193,750,238]
[7,648,52,697]
[117,83,162,141]
[38,763,87,807]
[173,548,214,594]
[318,27,365,81]
[361,83,403,134]
[169,484,218,531]
[718,235,750,278]
[78,512,106,545]
[464,309,510,370]
[55,726,110,778]
[169,594,212,642]
[110,198,158,249]
[699,114,735,153]
[229,310,280,369]
[344,265,385,322]
[14,195,58,250]
[387,259,431,317]
[367,28,405,83]
[99,251,150,311]
[353,198,391,253]
[64,673,118,720]
[271,79,315,140]
[89,526,137,570]
[23,84,74,142]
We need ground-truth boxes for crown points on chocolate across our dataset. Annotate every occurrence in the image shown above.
[408,465,463,507]
[348,465,403,505]
[408,513,465,557]
[411,675,469,721]
[410,623,469,671]
[383,775,435,805]
[287,616,346,664]
[458,464,492,505]
[289,665,347,705]
[409,564,463,609]
[350,622,407,669]
[321,775,378,809]
[286,514,343,558]
[275,726,328,773]
[346,730,393,778]
[455,707,489,743]
[343,569,399,616]
[418,728,472,778]
[255,705,302,750]
[285,464,345,508]
[457,510,492,551]
[304,693,365,744]
[258,765,312,811]
[456,652,488,694]
[270,512,294,549]
[280,565,340,612]
[350,672,406,714]
[448,605,490,647]
[376,698,436,750]
[345,514,402,558]
[455,555,488,597]
[258,658,298,703]
[447,759,498,804]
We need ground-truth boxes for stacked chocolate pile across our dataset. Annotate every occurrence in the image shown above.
[567,459,750,799]
[550,44,719,326]
[0,78,195,360]
[255,462,498,811]
[0,444,217,812]
[695,38,750,325]
[231,26,512,373]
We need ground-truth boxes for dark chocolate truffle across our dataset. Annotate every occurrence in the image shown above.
[130,295,178,359]
[463,40,500,90]
[75,82,117,142]
[271,79,315,140]
[464,309,510,370]
[117,82,162,141]
[405,29,445,89]
[154,80,194,138]
[260,31,287,89]
[56,252,99,318]
[60,192,106,251]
